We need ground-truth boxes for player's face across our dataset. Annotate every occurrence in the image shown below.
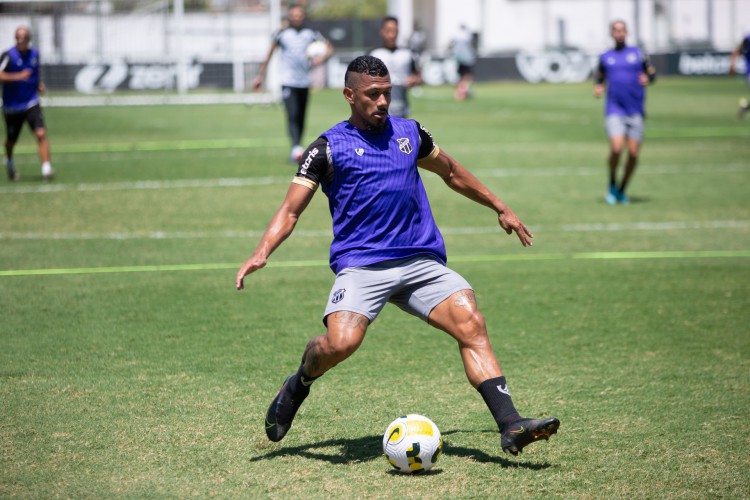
[611,22,627,44]
[380,21,398,49]
[344,73,392,131]
[15,29,31,52]
[288,7,305,29]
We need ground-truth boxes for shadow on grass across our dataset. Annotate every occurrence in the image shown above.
[249,429,552,470]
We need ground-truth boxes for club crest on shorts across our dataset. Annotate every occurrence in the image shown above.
[397,137,412,154]
[331,288,346,303]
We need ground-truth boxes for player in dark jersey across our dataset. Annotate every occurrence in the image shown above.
[729,34,750,119]
[236,55,560,457]
[252,5,334,163]
[0,26,54,181]
[594,20,655,204]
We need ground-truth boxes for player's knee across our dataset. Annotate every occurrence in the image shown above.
[324,334,362,362]
[454,311,488,345]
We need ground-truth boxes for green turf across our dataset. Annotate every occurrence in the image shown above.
[1,77,749,498]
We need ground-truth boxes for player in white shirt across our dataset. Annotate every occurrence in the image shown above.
[253,5,334,162]
[369,16,422,118]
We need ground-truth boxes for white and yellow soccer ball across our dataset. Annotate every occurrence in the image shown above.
[382,414,443,473]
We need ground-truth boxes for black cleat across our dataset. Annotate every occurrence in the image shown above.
[501,417,560,456]
[6,163,19,181]
[264,374,309,442]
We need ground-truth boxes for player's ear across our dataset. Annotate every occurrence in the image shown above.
[343,86,355,104]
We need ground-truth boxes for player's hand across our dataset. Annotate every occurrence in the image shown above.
[235,256,267,290]
[729,66,736,78]
[593,84,604,98]
[252,75,264,91]
[38,82,46,94]
[638,72,650,86]
[310,55,326,67]
[498,209,534,247]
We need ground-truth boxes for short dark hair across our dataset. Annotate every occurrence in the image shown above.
[344,55,389,87]
[381,16,398,27]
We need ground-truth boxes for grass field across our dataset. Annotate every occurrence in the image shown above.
[1,76,749,498]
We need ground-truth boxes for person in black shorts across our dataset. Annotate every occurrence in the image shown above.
[0,26,54,181]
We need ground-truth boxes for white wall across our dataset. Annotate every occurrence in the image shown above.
[401,0,750,55]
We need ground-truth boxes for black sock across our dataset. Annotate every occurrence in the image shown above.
[477,376,521,433]
[289,363,317,396]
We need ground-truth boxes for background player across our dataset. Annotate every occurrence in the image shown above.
[369,16,422,118]
[0,26,54,182]
[729,33,750,119]
[450,24,477,101]
[252,5,334,163]
[236,55,560,457]
[594,20,656,205]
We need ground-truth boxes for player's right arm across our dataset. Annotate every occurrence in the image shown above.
[252,33,281,90]
[0,52,31,83]
[236,138,328,290]
[593,57,606,98]
[235,182,315,290]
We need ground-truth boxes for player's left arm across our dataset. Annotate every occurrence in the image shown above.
[406,54,423,88]
[640,49,656,86]
[416,125,533,247]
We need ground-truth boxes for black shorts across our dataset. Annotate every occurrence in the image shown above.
[3,104,45,142]
[457,63,474,77]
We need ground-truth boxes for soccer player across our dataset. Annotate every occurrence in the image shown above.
[369,16,422,118]
[729,33,750,119]
[594,20,656,205]
[0,26,54,182]
[236,55,560,456]
[252,5,334,163]
[450,24,476,101]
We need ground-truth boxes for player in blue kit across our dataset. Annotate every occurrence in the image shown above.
[253,5,334,163]
[0,26,54,181]
[594,20,655,204]
[729,33,750,119]
[236,55,560,456]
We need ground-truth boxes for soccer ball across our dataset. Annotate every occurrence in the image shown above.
[305,40,328,60]
[382,414,443,473]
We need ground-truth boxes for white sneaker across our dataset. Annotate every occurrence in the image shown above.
[41,162,55,181]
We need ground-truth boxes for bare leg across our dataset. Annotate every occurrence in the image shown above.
[608,135,625,186]
[619,137,641,193]
[34,127,51,164]
[301,311,369,378]
[428,289,501,388]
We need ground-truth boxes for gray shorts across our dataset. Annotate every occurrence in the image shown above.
[323,255,472,325]
[606,114,644,141]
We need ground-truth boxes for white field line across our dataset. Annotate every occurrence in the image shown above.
[1,163,748,195]
[2,220,748,241]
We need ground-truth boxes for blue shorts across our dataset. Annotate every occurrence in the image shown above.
[323,255,472,325]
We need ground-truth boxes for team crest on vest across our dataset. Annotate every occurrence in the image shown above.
[355,148,364,156]
[331,288,346,303]
[626,52,638,64]
[397,137,413,154]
